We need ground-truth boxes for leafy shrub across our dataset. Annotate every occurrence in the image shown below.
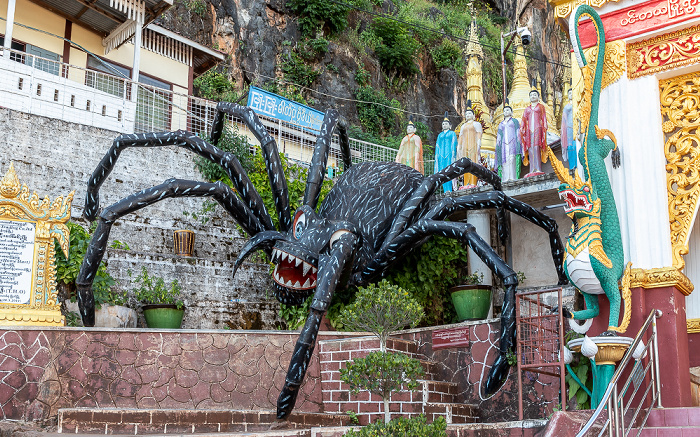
[130,266,183,308]
[193,70,239,102]
[55,221,120,309]
[299,37,330,61]
[385,236,470,326]
[194,123,254,178]
[371,17,420,77]
[287,0,351,36]
[339,280,424,350]
[355,86,401,136]
[281,51,321,88]
[345,415,447,437]
[431,38,464,70]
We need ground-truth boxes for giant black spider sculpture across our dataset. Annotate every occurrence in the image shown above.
[76,102,567,419]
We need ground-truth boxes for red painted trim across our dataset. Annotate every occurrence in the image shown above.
[577,0,700,48]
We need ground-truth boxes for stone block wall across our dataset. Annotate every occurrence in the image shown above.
[0,108,278,329]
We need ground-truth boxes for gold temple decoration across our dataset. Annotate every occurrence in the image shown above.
[629,266,694,296]
[458,14,496,159]
[627,24,700,80]
[0,163,73,326]
[659,72,700,271]
[688,318,700,334]
[549,0,623,20]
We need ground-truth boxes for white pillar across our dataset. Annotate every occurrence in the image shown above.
[130,21,142,99]
[467,210,494,286]
[3,0,16,59]
[467,210,494,318]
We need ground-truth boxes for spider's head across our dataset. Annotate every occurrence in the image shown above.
[558,180,599,220]
[269,206,359,304]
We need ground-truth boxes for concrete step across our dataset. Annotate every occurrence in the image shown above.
[631,427,700,437]
[423,402,479,424]
[57,408,349,435]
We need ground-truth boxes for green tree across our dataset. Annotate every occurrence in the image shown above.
[339,280,425,423]
[371,17,420,77]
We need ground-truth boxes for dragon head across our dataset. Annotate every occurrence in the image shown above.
[547,147,601,220]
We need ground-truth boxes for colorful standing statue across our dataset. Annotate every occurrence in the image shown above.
[520,87,548,177]
[549,5,632,337]
[395,116,424,174]
[561,87,577,170]
[457,101,482,187]
[495,100,522,182]
[434,111,458,192]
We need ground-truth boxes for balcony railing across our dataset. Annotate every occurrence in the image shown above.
[0,46,436,174]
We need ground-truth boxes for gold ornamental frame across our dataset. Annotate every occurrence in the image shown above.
[0,163,73,326]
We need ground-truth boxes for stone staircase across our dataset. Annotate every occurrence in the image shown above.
[632,407,700,436]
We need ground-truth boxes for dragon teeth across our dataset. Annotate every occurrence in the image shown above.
[294,280,301,288]
[272,248,279,261]
[281,252,288,262]
[303,278,311,288]
[311,266,317,274]
[286,279,293,287]
[302,262,311,276]
[295,257,302,267]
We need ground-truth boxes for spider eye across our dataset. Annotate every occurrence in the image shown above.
[293,211,306,238]
[329,230,351,248]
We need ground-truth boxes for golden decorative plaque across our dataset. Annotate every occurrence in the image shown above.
[0,163,73,326]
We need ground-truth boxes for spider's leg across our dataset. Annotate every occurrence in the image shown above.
[423,191,567,285]
[213,103,292,232]
[303,111,352,209]
[362,220,517,396]
[277,232,359,419]
[381,157,502,251]
[76,179,265,327]
[84,131,274,232]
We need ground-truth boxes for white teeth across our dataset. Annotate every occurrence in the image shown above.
[286,279,293,287]
[303,262,311,276]
[311,266,317,274]
[303,278,311,288]
[294,280,301,288]
[272,249,279,261]
[310,280,317,287]
[295,257,302,267]
[281,252,288,262]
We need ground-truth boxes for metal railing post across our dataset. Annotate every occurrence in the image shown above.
[652,311,662,408]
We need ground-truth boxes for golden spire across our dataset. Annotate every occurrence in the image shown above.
[465,15,483,58]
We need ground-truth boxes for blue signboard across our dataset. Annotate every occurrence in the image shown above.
[247,86,324,131]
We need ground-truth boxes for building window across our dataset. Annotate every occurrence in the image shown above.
[135,75,172,133]
[85,55,129,98]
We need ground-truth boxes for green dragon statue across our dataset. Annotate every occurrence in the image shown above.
[548,4,631,335]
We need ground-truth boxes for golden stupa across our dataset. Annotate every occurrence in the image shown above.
[492,41,560,141]
[456,15,496,163]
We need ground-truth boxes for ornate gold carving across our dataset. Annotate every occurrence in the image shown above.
[0,163,73,326]
[550,0,624,20]
[627,25,700,79]
[629,266,694,295]
[688,318,700,333]
[659,72,700,271]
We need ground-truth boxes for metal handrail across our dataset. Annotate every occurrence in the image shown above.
[576,309,662,437]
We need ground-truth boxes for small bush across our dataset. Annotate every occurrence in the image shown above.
[55,222,120,309]
[431,38,464,71]
[355,86,401,136]
[345,414,447,437]
[130,266,183,308]
[339,280,424,350]
[281,51,320,88]
[194,123,254,179]
[341,350,424,396]
[193,70,239,102]
[371,17,420,77]
[287,0,350,36]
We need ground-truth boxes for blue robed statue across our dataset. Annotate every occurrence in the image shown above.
[434,111,458,192]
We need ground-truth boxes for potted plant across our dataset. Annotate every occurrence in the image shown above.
[450,271,492,321]
[130,266,185,329]
[55,221,137,327]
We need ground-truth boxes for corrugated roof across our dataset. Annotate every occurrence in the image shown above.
[27,0,173,37]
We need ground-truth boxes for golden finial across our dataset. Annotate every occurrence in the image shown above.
[465,6,483,58]
[1,163,21,198]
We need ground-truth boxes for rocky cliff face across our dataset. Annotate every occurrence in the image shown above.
[158,0,568,144]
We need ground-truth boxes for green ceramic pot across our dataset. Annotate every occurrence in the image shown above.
[450,285,492,321]
[142,304,185,329]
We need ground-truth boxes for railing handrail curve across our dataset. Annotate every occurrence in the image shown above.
[576,309,662,436]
